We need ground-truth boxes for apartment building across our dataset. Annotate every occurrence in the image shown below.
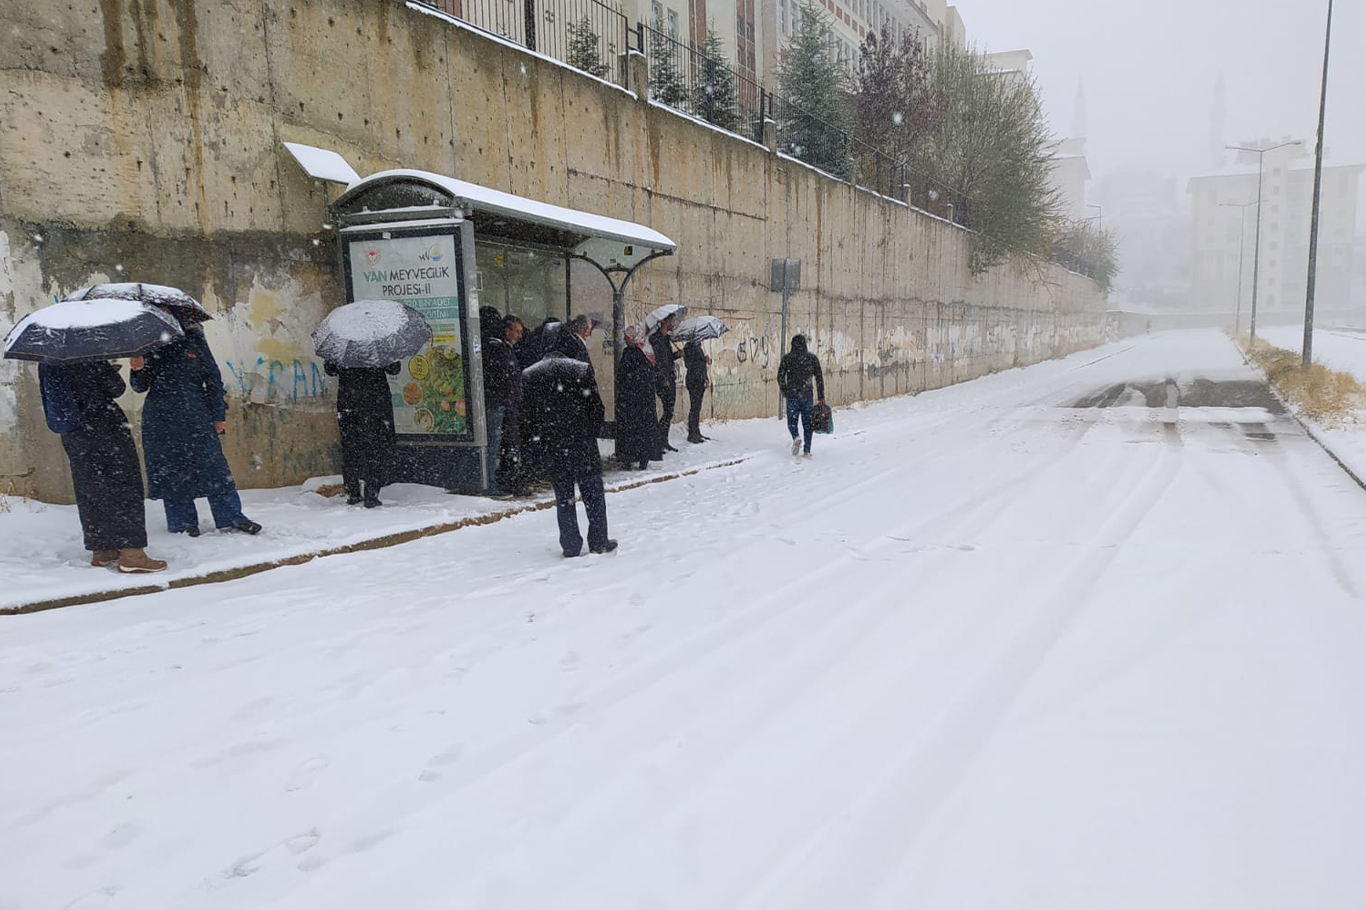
[1188,142,1362,314]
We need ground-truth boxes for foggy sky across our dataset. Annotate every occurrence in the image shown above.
[959,0,1362,202]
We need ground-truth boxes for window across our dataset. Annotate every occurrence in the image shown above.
[780,0,787,34]
[652,0,664,28]
[667,8,679,38]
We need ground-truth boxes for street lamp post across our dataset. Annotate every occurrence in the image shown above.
[1303,0,1334,368]
[1226,140,1303,347]
[1087,204,1103,229]
[1221,201,1257,337]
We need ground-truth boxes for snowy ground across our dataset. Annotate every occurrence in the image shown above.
[0,434,762,612]
[4,330,1366,910]
[1260,324,1366,479]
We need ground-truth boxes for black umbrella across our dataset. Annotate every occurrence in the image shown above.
[3,298,184,364]
[67,282,212,321]
[312,299,434,368]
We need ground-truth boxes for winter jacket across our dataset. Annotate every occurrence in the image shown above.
[39,361,126,435]
[614,345,659,464]
[683,341,708,391]
[649,329,680,392]
[130,328,238,501]
[326,361,399,430]
[777,337,825,400]
[516,317,562,370]
[481,337,519,410]
[521,339,605,481]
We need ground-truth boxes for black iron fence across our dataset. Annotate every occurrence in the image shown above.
[412,0,630,85]
[637,23,768,145]
[406,0,969,225]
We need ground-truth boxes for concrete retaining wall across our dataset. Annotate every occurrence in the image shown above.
[0,0,1106,502]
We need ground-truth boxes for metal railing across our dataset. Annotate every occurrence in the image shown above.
[637,23,769,145]
[412,0,630,84]
[768,92,967,223]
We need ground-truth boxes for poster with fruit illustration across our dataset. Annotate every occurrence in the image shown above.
[344,227,474,440]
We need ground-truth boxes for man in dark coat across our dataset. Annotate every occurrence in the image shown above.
[495,315,527,494]
[614,325,659,469]
[324,360,400,507]
[479,306,518,496]
[565,314,594,364]
[516,316,562,371]
[683,339,710,444]
[520,324,617,558]
[649,315,681,454]
[776,333,826,458]
[38,361,167,573]
[130,321,260,536]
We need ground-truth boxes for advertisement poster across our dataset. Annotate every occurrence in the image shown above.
[345,229,473,441]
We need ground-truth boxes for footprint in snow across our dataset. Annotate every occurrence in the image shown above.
[285,756,330,792]
[227,829,321,878]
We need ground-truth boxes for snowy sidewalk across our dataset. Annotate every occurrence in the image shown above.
[5,331,1366,910]
[0,431,763,614]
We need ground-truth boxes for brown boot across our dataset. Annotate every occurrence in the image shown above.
[117,548,167,574]
[91,549,119,568]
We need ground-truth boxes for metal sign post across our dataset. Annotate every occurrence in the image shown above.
[770,258,800,417]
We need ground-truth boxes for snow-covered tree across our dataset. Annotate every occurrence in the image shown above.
[1053,219,1119,291]
[567,18,610,80]
[694,29,739,132]
[649,28,689,108]
[776,2,852,178]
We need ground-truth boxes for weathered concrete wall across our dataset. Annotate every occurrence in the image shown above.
[0,0,1105,502]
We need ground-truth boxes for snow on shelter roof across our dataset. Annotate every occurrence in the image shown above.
[336,169,676,254]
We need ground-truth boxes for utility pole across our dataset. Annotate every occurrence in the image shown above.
[1303,0,1334,368]
[1221,201,1257,336]
[1227,141,1302,347]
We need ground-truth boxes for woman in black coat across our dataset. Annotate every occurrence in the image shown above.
[614,325,660,469]
[38,361,166,573]
[324,361,401,507]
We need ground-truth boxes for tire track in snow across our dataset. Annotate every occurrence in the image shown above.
[731,415,1183,910]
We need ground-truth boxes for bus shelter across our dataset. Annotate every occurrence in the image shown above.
[327,168,675,492]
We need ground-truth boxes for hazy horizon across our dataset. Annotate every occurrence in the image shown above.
[959,0,1362,203]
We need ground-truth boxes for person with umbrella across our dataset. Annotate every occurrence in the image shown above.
[313,300,434,507]
[647,310,684,455]
[776,333,826,459]
[520,324,616,558]
[6,296,179,573]
[130,306,261,537]
[614,325,659,469]
[324,358,401,507]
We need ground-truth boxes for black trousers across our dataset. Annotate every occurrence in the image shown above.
[657,383,676,449]
[686,383,706,437]
[61,413,148,551]
[339,418,393,501]
[551,473,608,557]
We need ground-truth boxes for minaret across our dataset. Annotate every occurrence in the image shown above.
[1210,75,1227,170]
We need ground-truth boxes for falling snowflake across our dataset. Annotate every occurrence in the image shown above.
[892,111,904,125]
[32,234,43,243]
[160,332,172,342]
[114,264,124,273]
[311,238,321,246]
[322,223,334,230]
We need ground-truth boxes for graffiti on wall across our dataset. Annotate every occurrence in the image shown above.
[224,356,329,405]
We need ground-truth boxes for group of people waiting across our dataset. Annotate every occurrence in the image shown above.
[39,307,261,575]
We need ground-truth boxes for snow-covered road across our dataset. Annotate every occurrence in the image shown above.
[5,330,1366,910]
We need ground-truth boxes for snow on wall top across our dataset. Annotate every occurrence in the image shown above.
[284,142,363,185]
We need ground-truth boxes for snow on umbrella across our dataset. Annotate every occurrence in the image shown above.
[2,298,184,364]
[671,315,729,343]
[312,299,433,368]
[644,303,688,333]
[67,282,212,321]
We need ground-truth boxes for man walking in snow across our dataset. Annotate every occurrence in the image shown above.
[520,324,616,558]
[777,334,825,458]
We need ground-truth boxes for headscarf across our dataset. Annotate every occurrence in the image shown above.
[625,325,655,364]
